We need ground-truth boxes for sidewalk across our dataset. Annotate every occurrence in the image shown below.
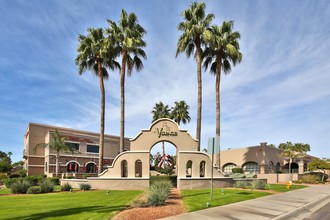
[162,184,330,220]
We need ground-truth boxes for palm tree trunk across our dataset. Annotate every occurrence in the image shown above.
[120,51,127,153]
[162,141,165,156]
[215,52,222,167]
[98,59,105,174]
[196,38,202,151]
[55,154,59,177]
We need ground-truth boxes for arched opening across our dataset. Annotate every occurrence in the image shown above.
[242,162,259,173]
[121,160,128,177]
[304,162,308,172]
[275,162,281,172]
[135,160,142,177]
[67,161,79,173]
[268,161,274,173]
[186,160,192,177]
[150,141,177,175]
[200,161,206,177]
[85,162,97,173]
[283,162,299,173]
[222,163,237,175]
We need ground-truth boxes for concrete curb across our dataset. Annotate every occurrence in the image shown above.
[272,193,330,220]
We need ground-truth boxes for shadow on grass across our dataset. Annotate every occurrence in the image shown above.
[3,205,127,220]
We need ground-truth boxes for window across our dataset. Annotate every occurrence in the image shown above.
[200,161,206,177]
[223,163,237,174]
[45,162,48,172]
[186,160,192,177]
[242,162,259,173]
[135,160,142,177]
[275,162,281,172]
[66,142,79,151]
[85,163,97,173]
[67,161,79,173]
[121,160,128,177]
[87,144,99,153]
[268,161,274,173]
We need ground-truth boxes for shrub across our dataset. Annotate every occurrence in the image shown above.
[230,173,246,179]
[27,186,41,194]
[233,180,248,189]
[131,199,148,208]
[0,173,7,185]
[251,180,266,190]
[61,182,73,191]
[301,174,320,184]
[40,180,54,193]
[47,177,60,185]
[147,180,172,206]
[304,171,328,182]
[79,183,91,191]
[150,175,177,187]
[11,179,31,194]
[232,167,243,174]
[24,176,39,186]
[4,177,18,188]
[245,173,257,178]
[9,173,20,179]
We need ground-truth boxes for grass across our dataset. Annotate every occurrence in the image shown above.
[268,183,307,192]
[182,188,271,212]
[0,190,143,220]
[0,187,11,194]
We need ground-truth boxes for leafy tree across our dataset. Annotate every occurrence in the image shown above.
[203,21,242,138]
[308,159,330,181]
[75,27,119,173]
[171,101,191,126]
[278,141,310,174]
[107,10,147,153]
[0,151,12,173]
[176,2,214,150]
[34,130,79,177]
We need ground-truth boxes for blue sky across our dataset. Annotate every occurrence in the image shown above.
[1,0,329,163]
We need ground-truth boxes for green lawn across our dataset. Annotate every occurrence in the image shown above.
[182,188,271,212]
[268,183,307,192]
[0,190,143,220]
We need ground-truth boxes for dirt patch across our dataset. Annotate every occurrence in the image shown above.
[112,188,186,220]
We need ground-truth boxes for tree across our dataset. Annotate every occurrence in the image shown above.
[0,150,12,173]
[75,27,119,173]
[34,130,79,176]
[151,101,171,155]
[308,159,330,181]
[171,101,191,126]
[107,10,147,153]
[151,101,171,122]
[278,141,310,174]
[203,21,242,137]
[176,2,214,151]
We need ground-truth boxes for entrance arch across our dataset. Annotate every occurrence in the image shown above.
[98,118,224,189]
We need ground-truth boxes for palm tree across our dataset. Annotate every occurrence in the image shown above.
[34,130,78,177]
[203,21,242,135]
[171,101,191,126]
[107,10,147,153]
[75,28,120,173]
[176,2,214,151]
[151,101,171,155]
[151,101,171,122]
[203,21,242,167]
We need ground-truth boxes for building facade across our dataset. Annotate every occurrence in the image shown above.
[220,142,316,175]
[23,123,130,176]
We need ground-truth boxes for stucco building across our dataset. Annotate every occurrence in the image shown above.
[23,122,130,176]
[220,142,316,175]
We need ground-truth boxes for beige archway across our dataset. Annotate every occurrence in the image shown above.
[96,118,224,189]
